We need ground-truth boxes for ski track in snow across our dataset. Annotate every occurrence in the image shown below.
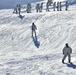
[0,0,76,75]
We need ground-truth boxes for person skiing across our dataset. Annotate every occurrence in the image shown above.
[62,43,72,63]
[31,23,37,37]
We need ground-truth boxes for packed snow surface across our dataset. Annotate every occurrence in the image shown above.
[0,0,76,75]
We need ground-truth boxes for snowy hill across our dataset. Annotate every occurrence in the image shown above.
[0,0,76,75]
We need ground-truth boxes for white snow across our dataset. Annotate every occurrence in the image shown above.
[0,0,76,75]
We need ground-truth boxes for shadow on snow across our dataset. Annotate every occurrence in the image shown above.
[18,14,25,20]
[64,62,76,69]
[32,35,40,48]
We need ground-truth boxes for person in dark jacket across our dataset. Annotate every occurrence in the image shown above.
[31,23,37,37]
[62,43,72,63]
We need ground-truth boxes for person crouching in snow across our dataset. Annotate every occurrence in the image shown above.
[62,43,72,63]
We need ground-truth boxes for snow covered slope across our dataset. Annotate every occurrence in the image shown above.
[0,0,76,75]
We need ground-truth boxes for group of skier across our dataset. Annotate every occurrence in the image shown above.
[46,1,69,11]
[53,1,69,11]
[13,1,69,14]
[31,22,72,64]
[36,3,43,12]
[26,3,43,13]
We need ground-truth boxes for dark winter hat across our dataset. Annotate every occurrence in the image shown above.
[66,43,68,47]
[32,22,34,24]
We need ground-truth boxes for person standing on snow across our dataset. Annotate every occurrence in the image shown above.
[57,2,60,11]
[62,43,72,63]
[60,2,62,11]
[65,1,69,11]
[46,2,50,12]
[31,23,37,37]
[26,3,31,13]
[36,3,40,12]
[53,2,56,11]
[39,3,43,12]
[13,4,18,14]
[18,4,21,15]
